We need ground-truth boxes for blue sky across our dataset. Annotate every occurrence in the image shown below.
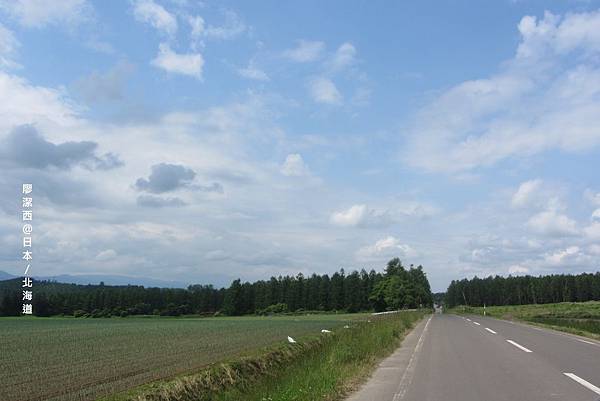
[1,0,600,291]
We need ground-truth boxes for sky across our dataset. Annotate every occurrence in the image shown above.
[1,0,600,292]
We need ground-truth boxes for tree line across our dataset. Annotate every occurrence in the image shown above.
[445,272,600,308]
[0,258,433,317]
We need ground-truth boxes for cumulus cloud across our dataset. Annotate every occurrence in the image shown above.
[237,61,269,81]
[73,61,134,104]
[136,194,186,208]
[151,43,204,79]
[0,0,91,28]
[0,125,122,170]
[0,71,79,132]
[203,9,245,40]
[0,22,19,69]
[356,236,418,261]
[543,246,587,267]
[135,163,196,193]
[508,264,530,275]
[584,189,600,206]
[527,210,579,237]
[584,221,600,240]
[132,0,177,36]
[193,182,224,193]
[283,40,325,62]
[330,204,390,228]
[308,77,342,105]
[280,153,309,176]
[187,15,204,39]
[329,42,356,71]
[403,10,600,173]
[512,179,543,208]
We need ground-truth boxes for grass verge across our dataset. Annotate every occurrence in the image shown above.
[102,310,427,401]
[448,301,600,340]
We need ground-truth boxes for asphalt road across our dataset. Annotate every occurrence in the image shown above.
[347,313,600,401]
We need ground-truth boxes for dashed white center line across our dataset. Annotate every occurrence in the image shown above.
[485,327,497,334]
[563,373,600,395]
[473,322,481,326]
[466,318,471,322]
[506,339,533,353]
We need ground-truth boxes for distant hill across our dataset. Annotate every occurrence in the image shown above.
[0,270,189,288]
[0,271,16,281]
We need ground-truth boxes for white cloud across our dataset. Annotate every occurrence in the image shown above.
[592,209,600,221]
[508,264,530,275]
[543,246,583,267]
[280,153,309,176]
[237,61,269,81]
[188,15,204,39]
[584,221,600,240]
[151,43,204,79]
[95,249,117,261]
[527,210,578,237]
[584,189,600,206]
[511,179,542,208]
[329,42,356,71]
[283,40,325,62]
[0,0,91,28]
[589,244,600,255]
[330,204,390,228]
[403,10,600,173]
[132,0,177,36]
[203,10,245,40]
[0,22,19,69]
[308,77,342,105]
[0,71,80,133]
[356,236,418,261]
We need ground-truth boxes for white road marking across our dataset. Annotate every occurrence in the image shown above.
[485,327,497,334]
[392,315,433,401]
[473,322,481,326]
[563,373,600,395]
[506,339,533,353]
[466,318,471,322]
[498,318,600,348]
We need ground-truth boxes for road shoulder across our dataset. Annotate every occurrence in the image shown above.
[345,315,432,401]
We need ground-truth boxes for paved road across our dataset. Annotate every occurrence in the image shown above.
[347,314,600,401]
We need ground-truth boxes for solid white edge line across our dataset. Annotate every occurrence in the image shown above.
[564,373,600,395]
[489,316,600,347]
[506,339,533,353]
[473,322,481,326]
[485,327,497,334]
[392,315,433,401]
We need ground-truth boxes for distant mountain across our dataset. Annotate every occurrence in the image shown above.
[0,270,189,288]
[0,271,16,281]
[41,274,191,288]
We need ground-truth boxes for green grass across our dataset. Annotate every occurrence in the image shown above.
[109,311,428,401]
[0,314,368,401]
[448,301,600,339]
[215,311,426,401]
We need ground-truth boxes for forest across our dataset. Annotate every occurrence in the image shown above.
[445,272,600,308]
[0,258,433,317]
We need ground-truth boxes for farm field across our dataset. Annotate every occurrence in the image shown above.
[0,314,368,401]
[449,301,600,338]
